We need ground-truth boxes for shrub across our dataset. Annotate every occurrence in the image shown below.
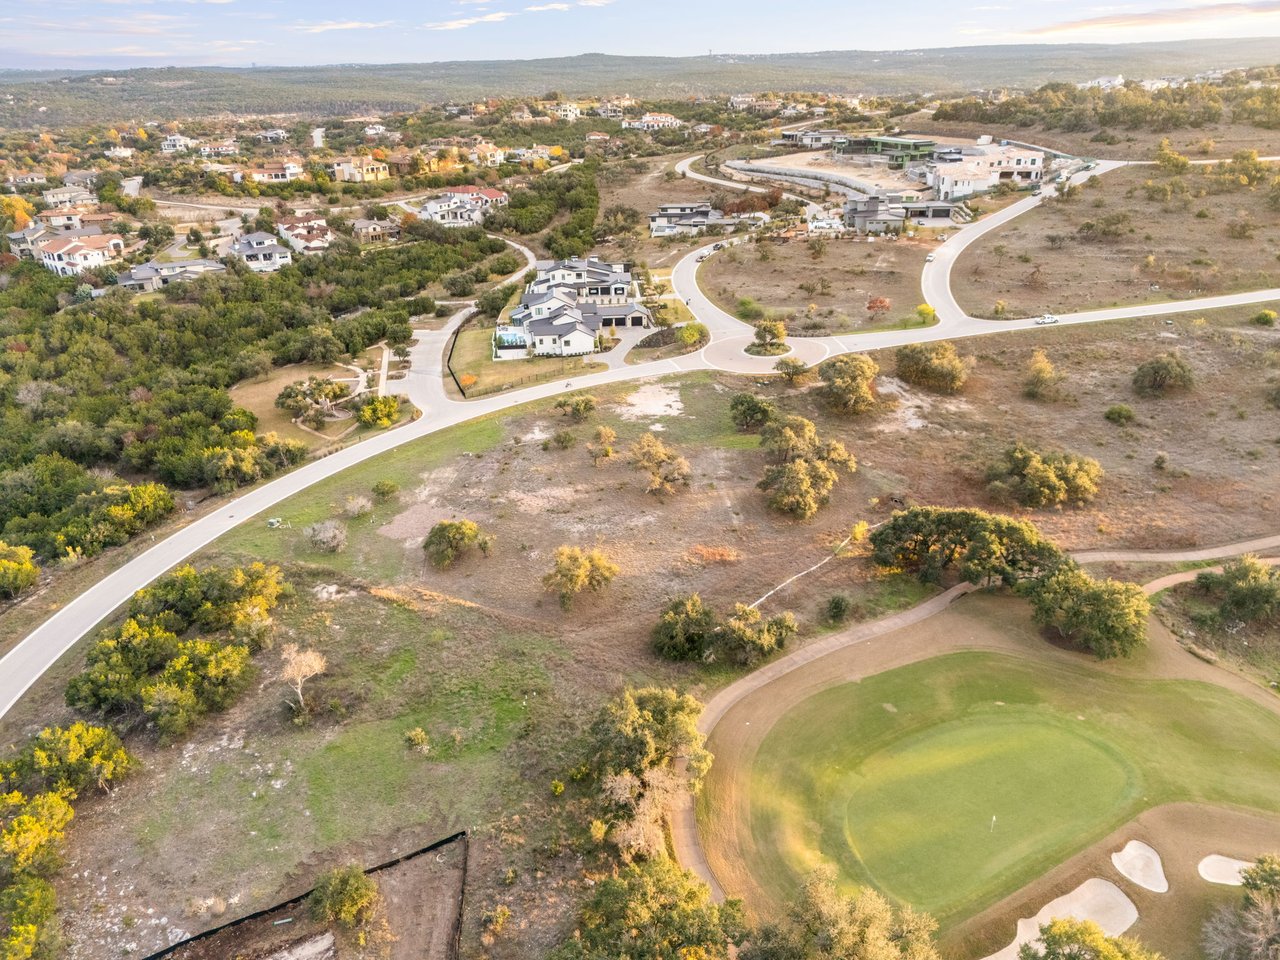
[1023,349,1062,401]
[676,322,709,347]
[628,433,691,496]
[371,479,399,502]
[895,341,969,394]
[1104,404,1136,425]
[543,546,619,609]
[1251,309,1277,327]
[310,864,381,931]
[344,495,373,518]
[985,443,1104,508]
[729,393,775,431]
[774,357,810,384]
[736,297,765,321]
[721,603,797,664]
[423,519,490,569]
[551,429,576,450]
[306,519,347,553]
[827,595,852,623]
[652,593,720,661]
[553,394,596,422]
[1133,353,1194,395]
[0,541,39,599]
[1195,555,1280,623]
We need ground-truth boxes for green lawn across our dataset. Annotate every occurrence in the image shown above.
[741,651,1280,924]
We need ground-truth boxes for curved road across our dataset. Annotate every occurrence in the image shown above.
[669,538,1280,903]
[4,154,1280,725]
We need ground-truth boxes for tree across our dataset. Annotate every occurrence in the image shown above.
[985,443,1104,508]
[1026,566,1150,659]
[870,506,1066,587]
[549,859,745,960]
[774,357,810,384]
[423,519,491,569]
[729,393,775,431]
[1133,353,1194,396]
[543,546,619,609]
[280,643,327,714]
[554,394,597,423]
[1,790,74,875]
[743,866,939,960]
[817,353,879,415]
[895,341,969,393]
[1203,854,1280,960]
[753,320,787,350]
[356,395,399,428]
[1195,556,1280,623]
[310,864,381,931]
[0,542,39,599]
[652,594,719,661]
[759,457,839,520]
[589,687,710,786]
[628,433,691,496]
[916,303,937,325]
[0,195,35,231]
[866,296,892,322]
[1024,349,1062,400]
[1020,919,1162,960]
[1155,137,1191,174]
[759,415,851,467]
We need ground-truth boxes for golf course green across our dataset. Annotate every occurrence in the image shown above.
[741,651,1280,924]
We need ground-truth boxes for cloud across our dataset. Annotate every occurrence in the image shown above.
[526,2,570,9]
[294,19,395,34]
[1028,0,1280,34]
[424,10,517,29]
[577,0,614,5]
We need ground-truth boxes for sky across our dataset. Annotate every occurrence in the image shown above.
[3,0,1280,69]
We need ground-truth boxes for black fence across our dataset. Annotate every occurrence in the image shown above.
[142,831,468,960]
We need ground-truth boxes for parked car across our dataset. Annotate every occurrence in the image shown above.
[1036,314,1059,325]
[712,243,724,251]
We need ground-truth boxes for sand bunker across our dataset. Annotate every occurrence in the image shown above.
[981,879,1138,960]
[1111,840,1169,893]
[617,382,683,420]
[1199,855,1253,886]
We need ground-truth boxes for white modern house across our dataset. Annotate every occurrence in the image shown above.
[648,202,748,237]
[418,187,508,227]
[925,143,1044,200]
[623,113,685,132]
[41,186,97,208]
[247,160,305,183]
[161,134,199,154]
[229,232,293,272]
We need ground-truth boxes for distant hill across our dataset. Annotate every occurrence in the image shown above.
[2,38,1279,127]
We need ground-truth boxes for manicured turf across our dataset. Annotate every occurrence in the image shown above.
[746,651,1280,924]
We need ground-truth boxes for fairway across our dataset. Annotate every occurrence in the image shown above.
[738,651,1280,924]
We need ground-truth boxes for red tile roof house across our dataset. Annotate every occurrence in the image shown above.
[39,233,125,276]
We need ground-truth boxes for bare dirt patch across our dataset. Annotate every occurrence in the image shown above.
[953,164,1280,317]
[700,235,932,334]
[596,156,724,266]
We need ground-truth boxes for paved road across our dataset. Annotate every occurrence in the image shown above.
[4,155,1280,725]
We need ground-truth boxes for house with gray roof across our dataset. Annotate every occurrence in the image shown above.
[229,232,293,272]
[117,258,226,293]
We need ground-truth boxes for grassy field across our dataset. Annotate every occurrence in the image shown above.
[228,362,363,448]
[447,325,605,397]
[744,650,1280,925]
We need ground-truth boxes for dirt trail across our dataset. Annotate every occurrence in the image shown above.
[673,532,1280,922]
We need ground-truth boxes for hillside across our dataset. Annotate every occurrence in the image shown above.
[3,38,1280,126]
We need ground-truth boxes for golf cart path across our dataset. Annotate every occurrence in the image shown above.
[671,535,1280,908]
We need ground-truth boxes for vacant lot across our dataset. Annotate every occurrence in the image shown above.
[9,303,1280,958]
[700,236,933,334]
[229,361,366,449]
[907,115,1280,162]
[954,163,1280,317]
[1157,583,1280,680]
[745,651,1280,924]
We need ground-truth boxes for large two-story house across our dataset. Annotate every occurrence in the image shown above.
[229,232,293,272]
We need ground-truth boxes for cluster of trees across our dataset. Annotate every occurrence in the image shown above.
[1203,854,1280,960]
[585,687,710,862]
[756,414,855,520]
[0,227,504,559]
[0,455,175,562]
[0,723,133,960]
[985,443,1104,509]
[1194,555,1280,625]
[895,341,971,394]
[487,160,600,258]
[934,80,1225,133]
[871,507,1149,659]
[275,377,351,429]
[65,563,287,739]
[652,593,797,665]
